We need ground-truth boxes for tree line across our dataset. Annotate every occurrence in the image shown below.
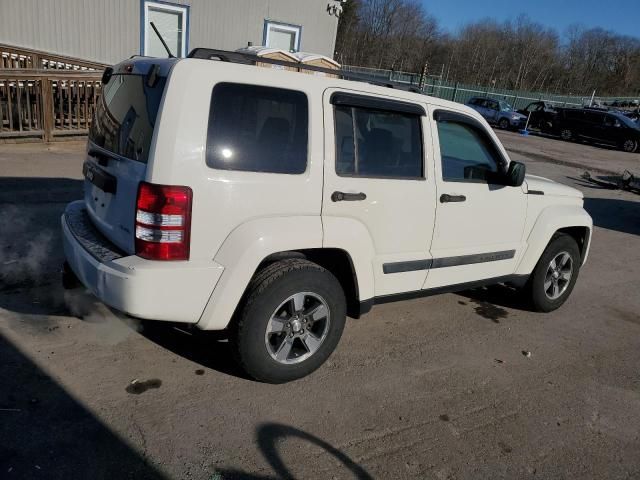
[335,0,640,97]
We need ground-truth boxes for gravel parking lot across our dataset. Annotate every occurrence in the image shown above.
[1,137,639,480]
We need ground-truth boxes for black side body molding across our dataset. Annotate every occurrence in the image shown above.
[358,274,528,316]
[383,260,432,274]
[527,190,545,195]
[383,249,516,274]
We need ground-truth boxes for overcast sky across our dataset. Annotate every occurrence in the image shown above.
[423,0,640,39]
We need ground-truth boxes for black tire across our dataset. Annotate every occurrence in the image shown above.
[560,128,573,142]
[498,118,510,130]
[525,234,581,313]
[621,138,638,153]
[231,259,346,383]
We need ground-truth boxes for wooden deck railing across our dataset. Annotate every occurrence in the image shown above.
[1,43,107,71]
[0,44,107,142]
[0,70,102,141]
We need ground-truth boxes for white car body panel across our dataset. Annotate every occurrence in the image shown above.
[321,87,437,298]
[197,216,323,330]
[423,104,528,289]
[62,57,593,330]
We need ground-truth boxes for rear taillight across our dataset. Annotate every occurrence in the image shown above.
[135,182,192,261]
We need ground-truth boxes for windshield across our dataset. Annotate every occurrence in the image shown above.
[499,101,512,112]
[613,112,640,130]
[88,73,167,163]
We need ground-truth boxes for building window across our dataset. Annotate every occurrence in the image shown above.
[263,20,301,52]
[142,1,189,58]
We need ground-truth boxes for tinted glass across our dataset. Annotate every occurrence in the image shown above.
[89,74,166,163]
[335,106,423,178]
[437,120,501,182]
[564,110,583,121]
[585,111,604,123]
[499,101,512,111]
[206,83,308,174]
[619,114,639,129]
[604,115,619,127]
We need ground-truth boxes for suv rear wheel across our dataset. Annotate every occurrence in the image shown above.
[560,128,573,141]
[231,259,346,383]
[621,138,638,153]
[525,234,581,312]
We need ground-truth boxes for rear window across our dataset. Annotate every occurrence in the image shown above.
[206,83,308,174]
[89,74,166,163]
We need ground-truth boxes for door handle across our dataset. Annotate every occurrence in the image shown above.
[332,191,367,202]
[440,194,466,203]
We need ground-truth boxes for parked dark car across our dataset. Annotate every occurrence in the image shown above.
[554,108,640,153]
[518,101,557,132]
[465,97,527,130]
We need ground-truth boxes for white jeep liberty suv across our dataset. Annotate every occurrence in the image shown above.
[62,52,592,383]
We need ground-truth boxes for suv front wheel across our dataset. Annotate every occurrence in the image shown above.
[621,138,638,153]
[231,259,346,383]
[525,234,581,312]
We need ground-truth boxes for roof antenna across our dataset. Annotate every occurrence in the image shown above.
[149,21,175,58]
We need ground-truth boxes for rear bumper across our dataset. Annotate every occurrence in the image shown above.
[62,201,224,324]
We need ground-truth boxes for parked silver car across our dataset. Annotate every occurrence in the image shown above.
[466,97,527,130]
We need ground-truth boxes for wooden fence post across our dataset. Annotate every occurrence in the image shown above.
[40,77,53,142]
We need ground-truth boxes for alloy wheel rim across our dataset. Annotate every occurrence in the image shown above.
[544,251,573,300]
[623,140,635,152]
[561,129,572,140]
[264,292,331,365]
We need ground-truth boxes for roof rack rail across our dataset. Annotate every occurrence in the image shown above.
[186,47,424,93]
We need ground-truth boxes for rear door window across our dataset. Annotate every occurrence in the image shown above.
[335,106,423,179]
[585,111,604,124]
[206,83,308,174]
[564,110,583,122]
[89,74,166,163]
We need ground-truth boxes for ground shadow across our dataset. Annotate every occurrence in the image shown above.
[215,422,374,480]
[140,322,250,380]
[0,333,166,480]
[0,176,83,205]
[457,284,533,318]
[583,197,640,236]
[0,177,83,316]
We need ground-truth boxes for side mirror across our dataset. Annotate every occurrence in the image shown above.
[505,161,526,187]
[101,67,113,85]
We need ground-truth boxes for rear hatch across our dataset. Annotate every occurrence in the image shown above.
[84,58,177,254]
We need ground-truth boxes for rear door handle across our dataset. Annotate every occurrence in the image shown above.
[332,191,367,202]
[440,194,466,203]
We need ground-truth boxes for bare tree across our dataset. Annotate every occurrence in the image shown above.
[335,4,640,96]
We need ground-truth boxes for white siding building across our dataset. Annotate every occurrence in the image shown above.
[0,0,342,64]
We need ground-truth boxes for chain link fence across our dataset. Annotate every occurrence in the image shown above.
[343,65,639,109]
